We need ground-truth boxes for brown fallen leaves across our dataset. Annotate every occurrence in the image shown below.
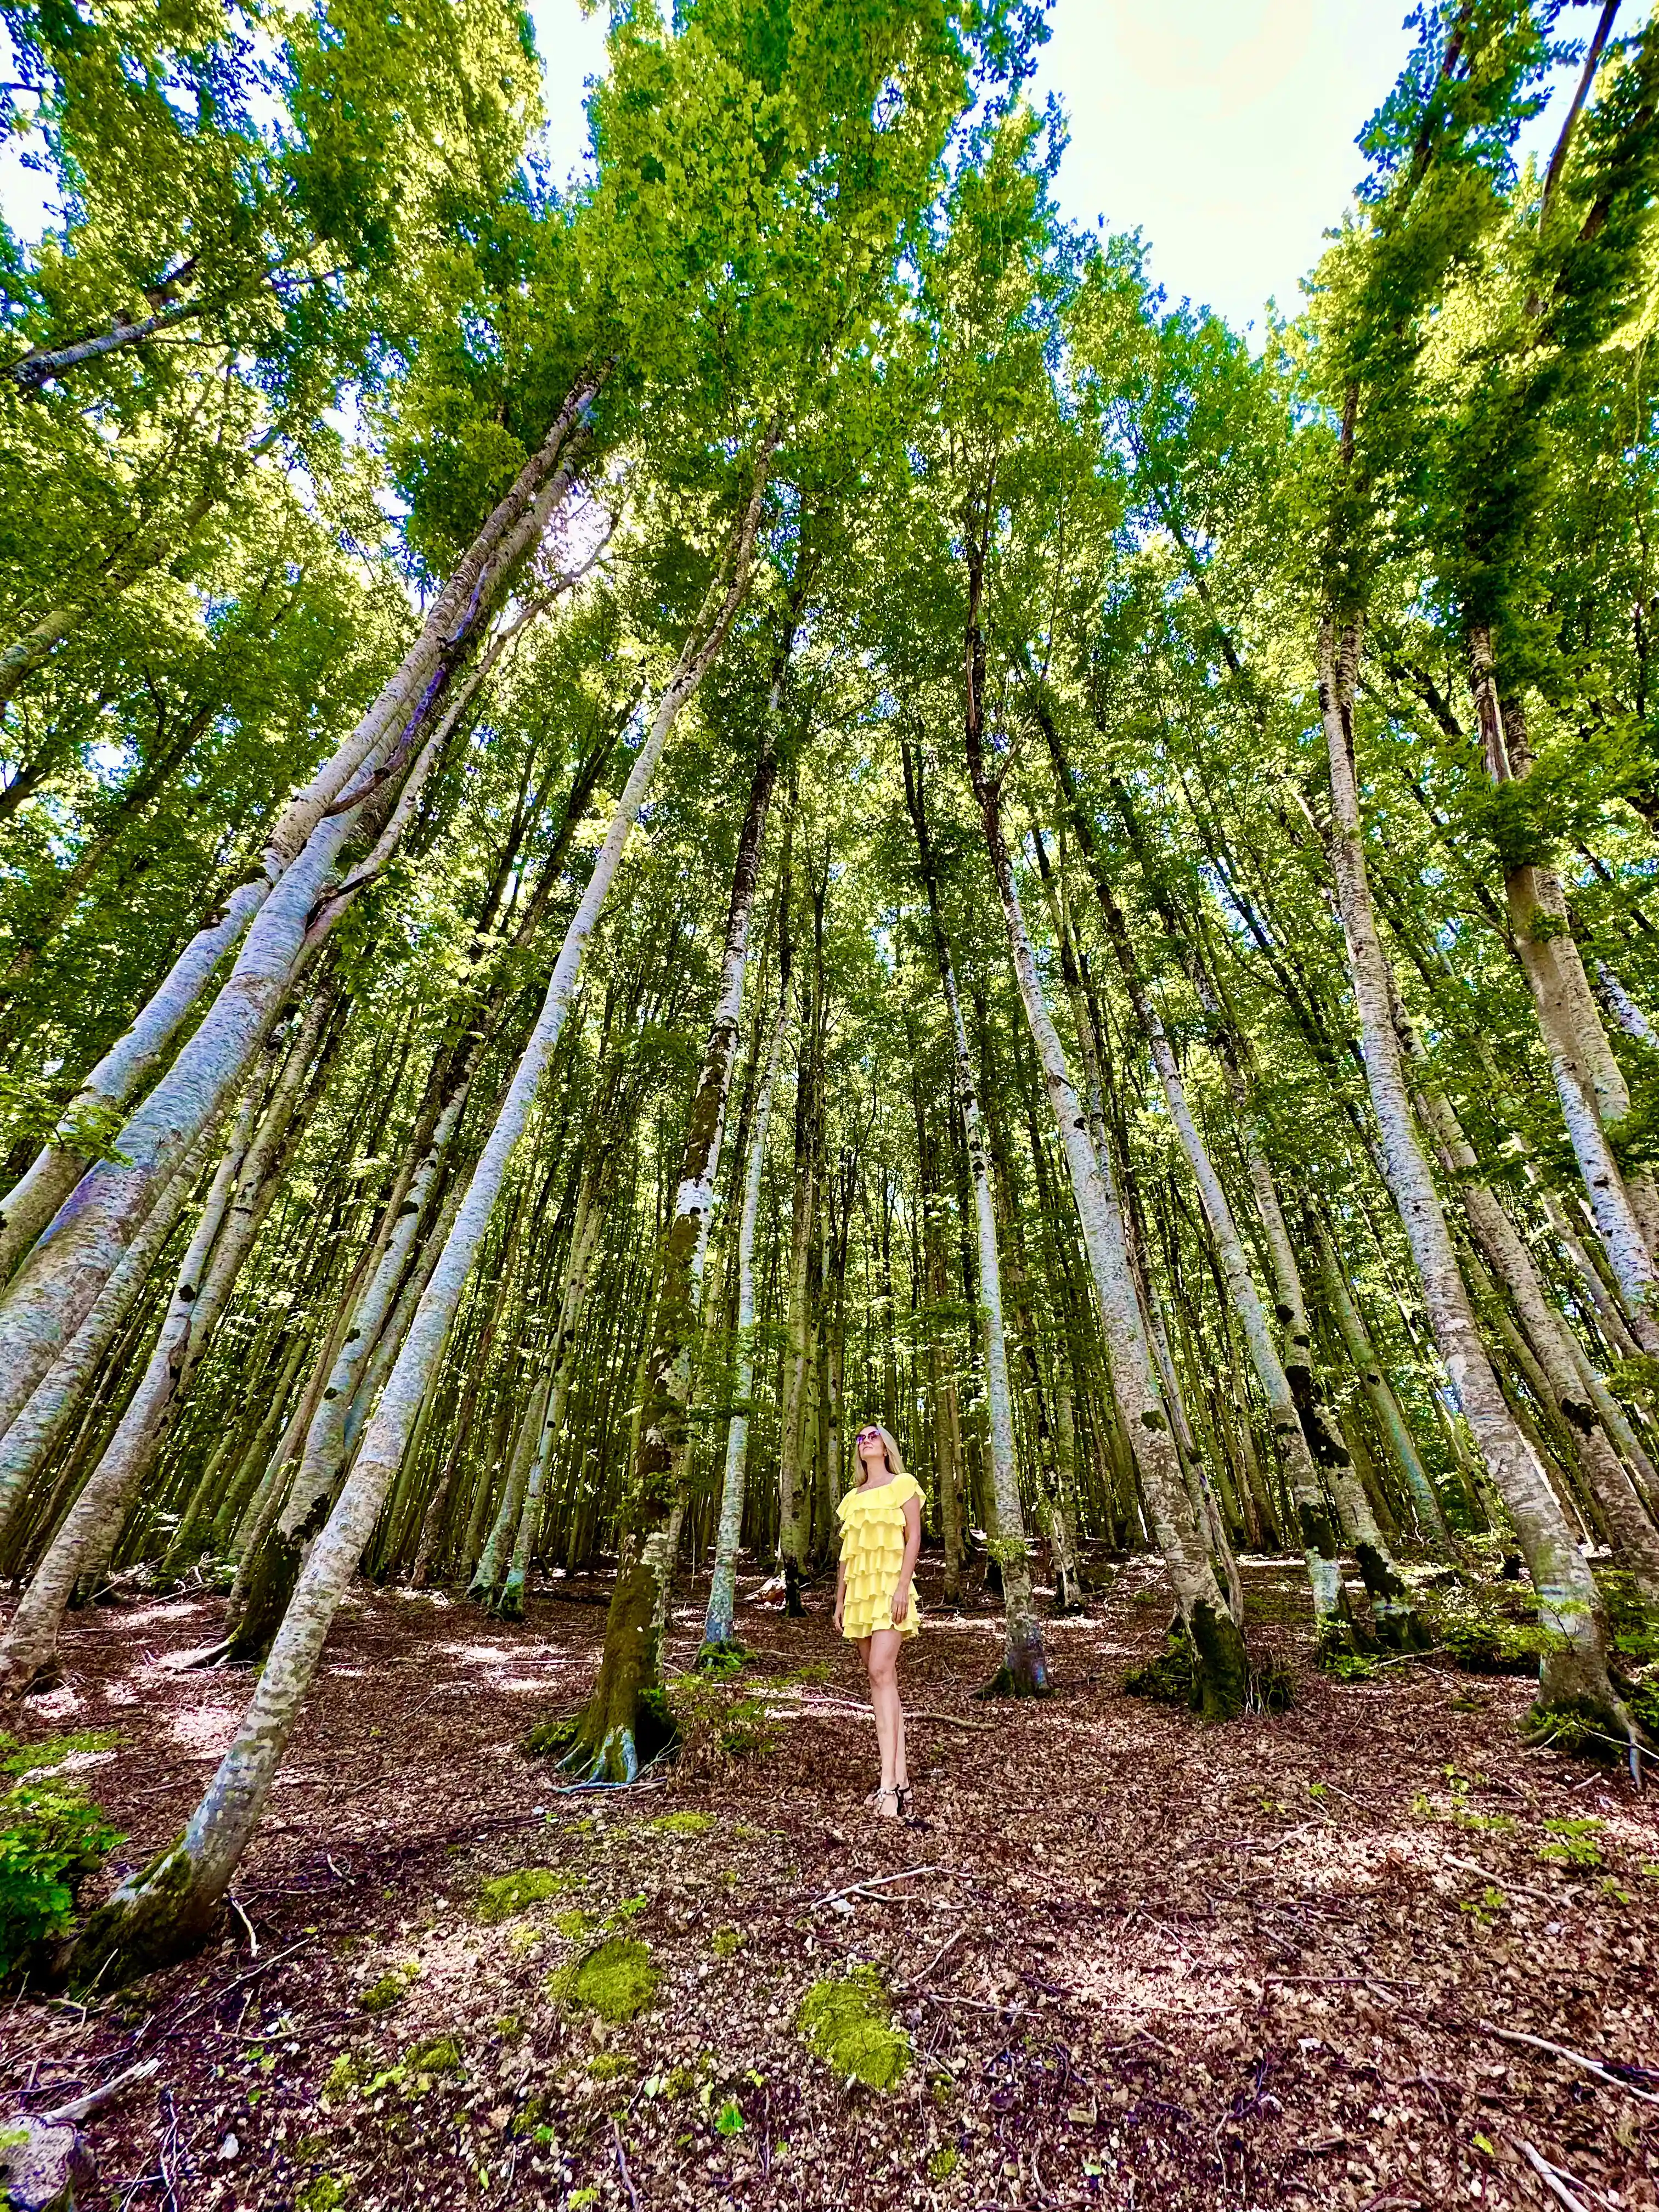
[2,1555,1656,2210]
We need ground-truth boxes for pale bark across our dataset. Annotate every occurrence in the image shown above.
[66,447,769,1979]
[1398,996,1659,1602]
[903,738,1047,1691]
[0,1133,213,1544]
[0,380,597,1313]
[0,1086,258,1701]
[703,975,788,1651]
[1321,613,1629,1730]
[1468,631,1659,1327]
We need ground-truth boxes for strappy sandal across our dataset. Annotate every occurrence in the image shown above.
[870,1784,901,1820]
[895,1782,915,1821]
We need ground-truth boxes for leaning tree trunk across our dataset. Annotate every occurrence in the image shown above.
[0,381,599,1351]
[902,736,1048,1694]
[565,644,786,1779]
[63,455,771,1985]
[1393,981,1659,1604]
[1468,630,1659,1309]
[1321,613,1637,1746]
[0,1076,265,1702]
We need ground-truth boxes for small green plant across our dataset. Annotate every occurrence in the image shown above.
[648,1812,714,1836]
[693,1643,748,1677]
[713,2098,745,2136]
[797,1967,911,2091]
[475,1867,575,1922]
[552,1938,659,2023]
[0,1780,123,1980]
[1325,1651,1378,1681]
[554,1908,597,1942]
[1460,1885,1507,1927]
[586,2052,634,2081]
[719,1695,778,1760]
[324,2053,360,2098]
[710,1925,744,1959]
[0,1730,120,1776]
[929,2148,960,2181]
[1539,1818,1603,1872]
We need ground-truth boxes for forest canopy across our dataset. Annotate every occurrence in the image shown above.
[1,0,1658,2044]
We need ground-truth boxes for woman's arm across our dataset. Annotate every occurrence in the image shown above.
[832,1553,847,1633]
[891,1494,922,1626]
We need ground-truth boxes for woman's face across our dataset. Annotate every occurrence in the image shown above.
[856,1426,885,1474]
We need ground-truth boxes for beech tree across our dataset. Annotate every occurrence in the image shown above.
[2,0,1658,1989]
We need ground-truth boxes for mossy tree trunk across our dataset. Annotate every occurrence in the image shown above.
[567,574,796,1777]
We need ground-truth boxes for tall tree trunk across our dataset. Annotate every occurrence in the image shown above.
[702,969,789,1654]
[1320,613,1636,1742]
[64,450,770,1984]
[0,380,598,1307]
[903,736,1048,1692]
[1468,632,1659,1328]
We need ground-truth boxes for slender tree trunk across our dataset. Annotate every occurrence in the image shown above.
[64,452,770,1984]
[1321,613,1634,1738]
[1468,635,1659,1329]
[903,736,1048,1694]
[702,972,789,1654]
[567,603,787,1775]
[0,380,599,1305]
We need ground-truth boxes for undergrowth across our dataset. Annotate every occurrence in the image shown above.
[0,1779,123,1982]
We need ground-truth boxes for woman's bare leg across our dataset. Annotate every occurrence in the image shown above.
[866,1629,904,1799]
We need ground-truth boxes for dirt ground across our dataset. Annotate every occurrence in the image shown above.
[4,1554,1658,2211]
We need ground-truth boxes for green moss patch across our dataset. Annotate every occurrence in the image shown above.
[357,1962,420,2015]
[475,1867,575,1922]
[551,1937,659,2023]
[797,1967,911,2091]
[403,2035,464,2085]
[648,1812,714,1836]
[586,2051,635,2080]
[710,1925,744,1958]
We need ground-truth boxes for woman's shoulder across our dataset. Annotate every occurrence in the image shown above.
[894,1471,922,1505]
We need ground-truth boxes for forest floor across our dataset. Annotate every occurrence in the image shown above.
[3,1554,1658,2212]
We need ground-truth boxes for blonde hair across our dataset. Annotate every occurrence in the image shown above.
[853,1421,906,1483]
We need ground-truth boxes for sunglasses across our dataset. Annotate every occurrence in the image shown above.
[856,1429,882,1444]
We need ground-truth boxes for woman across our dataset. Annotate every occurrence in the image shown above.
[832,1421,922,1820]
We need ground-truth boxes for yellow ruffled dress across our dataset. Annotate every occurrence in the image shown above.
[837,1472,922,1640]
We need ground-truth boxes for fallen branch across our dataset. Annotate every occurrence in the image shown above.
[1437,1853,1558,1907]
[1516,2139,1597,2212]
[37,2057,160,2124]
[1479,2022,1659,2106]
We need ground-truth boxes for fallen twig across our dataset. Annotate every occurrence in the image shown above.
[1436,1852,1558,1906]
[898,1921,973,1992]
[612,2117,640,2212]
[227,1894,258,1957]
[810,1864,960,1909]
[1479,2021,1659,2106]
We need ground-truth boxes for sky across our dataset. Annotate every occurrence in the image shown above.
[524,0,1423,336]
[3,1,1580,341]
